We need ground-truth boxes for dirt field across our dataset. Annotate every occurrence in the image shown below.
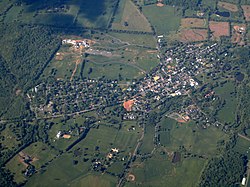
[209,21,230,40]
[218,1,238,12]
[242,5,250,21]
[231,24,246,45]
[180,18,206,28]
[179,29,208,42]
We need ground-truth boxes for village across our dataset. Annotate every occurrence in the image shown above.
[28,39,229,133]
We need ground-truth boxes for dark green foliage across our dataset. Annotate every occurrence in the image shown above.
[0,167,17,187]
[164,0,201,10]
[0,24,60,118]
[199,151,247,187]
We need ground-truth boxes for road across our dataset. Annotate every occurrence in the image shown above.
[238,133,250,142]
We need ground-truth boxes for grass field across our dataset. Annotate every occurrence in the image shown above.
[214,81,237,124]
[6,142,59,185]
[108,32,157,48]
[70,173,117,187]
[82,60,144,80]
[234,136,250,158]
[158,117,175,146]
[128,151,206,187]
[142,5,181,35]
[0,125,20,151]
[112,0,152,32]
[139,124,155,154]
[168,121,228,157]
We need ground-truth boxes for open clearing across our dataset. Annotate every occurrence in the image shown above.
[218,1,239,12]
[209,21,230,40]
[179,29,208,42]
[242,5,250,21]
[180,18,207,28]
[112,0,152,32]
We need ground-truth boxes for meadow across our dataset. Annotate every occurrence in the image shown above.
[142,5,181,35]
[214,81,237,124]
[111,0,152,32]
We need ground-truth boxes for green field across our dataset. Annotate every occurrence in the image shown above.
[214,81,237,124]
[82,60,144,80]
[168,122,228,156]
[112,0,152,32]
[6,142,59,185]
[139,124,155,154]
[142,5,181,35]
[108,32,157,48]
[234,136,250,158]
[158,117,175,146]
[127,151,206,187]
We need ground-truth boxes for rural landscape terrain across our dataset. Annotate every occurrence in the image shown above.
[0,0,250,186]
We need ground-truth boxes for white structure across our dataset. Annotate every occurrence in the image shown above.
[241,177,246,186]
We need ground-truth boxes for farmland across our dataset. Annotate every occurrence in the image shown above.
[214,81,237,124]
[242,5,250,21]
[179,29,208,42]
[209,21,230,40]
[111,0,152,32]
[142,5,181,35]
[180,18,207,29]
[218,1,239,12]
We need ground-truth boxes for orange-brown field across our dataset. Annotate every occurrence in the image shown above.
[179,29,208,42]
[209,21,230,40]
[242,5,250,21]
[180,18,206,28]
[218,1,238,12]
[231,24,246,45]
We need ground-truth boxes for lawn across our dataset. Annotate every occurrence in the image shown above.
[142,5,181,35]
[111,0,152,32]
[214,81,237,124]
[158,117,175,146]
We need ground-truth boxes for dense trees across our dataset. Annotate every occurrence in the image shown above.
[199,150,247,187]
[0,24,60,118]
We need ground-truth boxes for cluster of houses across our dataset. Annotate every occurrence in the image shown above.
[29,40,228,130]
[62,39,90,49]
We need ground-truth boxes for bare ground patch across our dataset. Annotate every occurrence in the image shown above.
[209,21,230,40]
[179,29,208,42]
[218,1,238,12]
[242,5,250,21]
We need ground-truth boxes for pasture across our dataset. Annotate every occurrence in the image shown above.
[139,124,155,154]
[112,0,152,32]
[234,136,250,158]
[128,151,205,187]
[142,5,181,35]
[108,32,157,48]
[167,121,229,156]
[214,81,237,124]
[6,142,59,185]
